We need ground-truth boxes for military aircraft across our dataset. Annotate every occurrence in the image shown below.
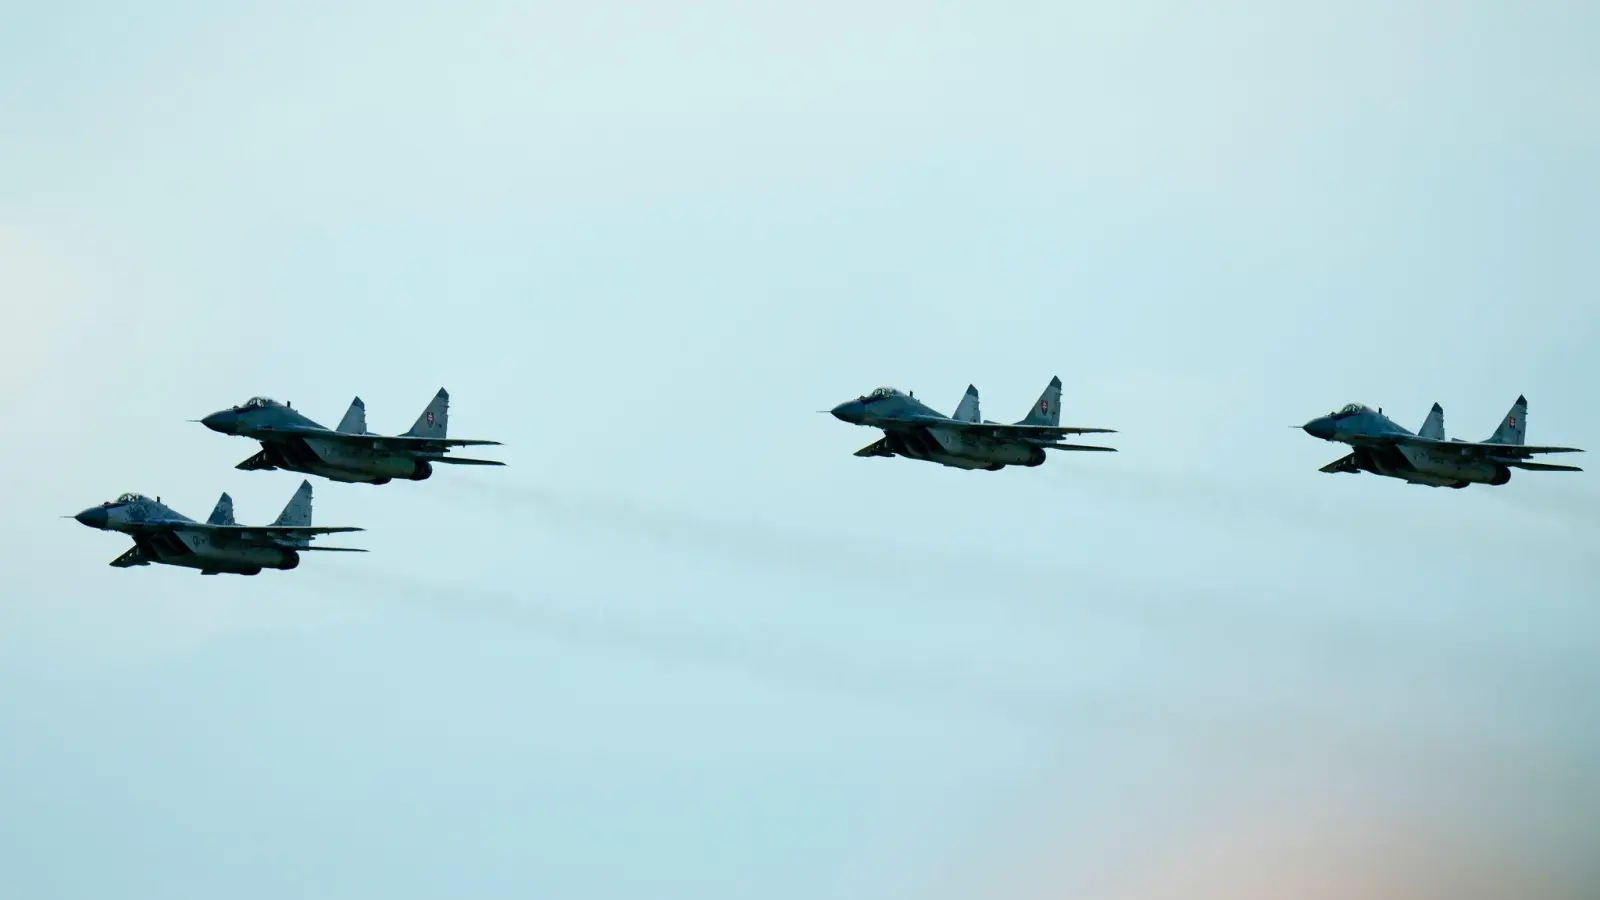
[1300,395,1583,488]
[828,376,1117,470]
[70,480,365,575]
[199,388,503,484]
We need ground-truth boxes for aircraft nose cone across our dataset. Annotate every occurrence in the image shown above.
[74,507,108,529]
[200,411,233,433]
[1302,417,1335,440]
[831,401,861,424]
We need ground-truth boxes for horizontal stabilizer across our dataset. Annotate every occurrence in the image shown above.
[427,456,506,466]
[1495,459,1584,472]
[1040,442,1118,453]
[299,546,370,552]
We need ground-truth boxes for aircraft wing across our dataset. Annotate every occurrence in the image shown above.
[206,525,364,537]
[155,522,365,546]
[252,424,502,449]
[888,415,1117,439]
[1374,434,1584,457]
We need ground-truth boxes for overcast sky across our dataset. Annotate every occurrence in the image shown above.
[3,1,1598,898]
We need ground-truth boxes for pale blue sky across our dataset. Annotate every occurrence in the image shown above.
[2,2,1598,898]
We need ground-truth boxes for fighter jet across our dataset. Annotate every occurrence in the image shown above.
[1300,395,1583,488]
[828,376,1117,470]
[199,388,503,485]
[70,480,365,575]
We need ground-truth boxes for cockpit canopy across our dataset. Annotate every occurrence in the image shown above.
[241,396,283,410]
[1334,403,1374,417]
[861,386,905,402]
[114,493,149,504]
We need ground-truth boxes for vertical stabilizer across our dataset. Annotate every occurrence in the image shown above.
[953,385,981,423]
[273,480,314,527]
[405,388,449,438]
[337,397,367,434]
[1016,376,1062,427]
[1486,395,1528,445]
[1418,403,1445,440]
[206,493,236,526]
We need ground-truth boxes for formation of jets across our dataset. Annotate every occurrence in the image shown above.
[73,388,503,576]
[71,379,1585,575]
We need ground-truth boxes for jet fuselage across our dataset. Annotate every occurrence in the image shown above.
[203,404,434,485]
[831,392,1048,471]
[1302,406,1512,488]
[72,497,299,575]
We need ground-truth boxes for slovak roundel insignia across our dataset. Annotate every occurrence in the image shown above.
[426,411,435,425]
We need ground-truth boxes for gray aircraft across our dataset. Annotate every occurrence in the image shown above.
[828,376,1117,470]
[1300,395,1583,488]
[70,480,365,575]
[199,388,503,484]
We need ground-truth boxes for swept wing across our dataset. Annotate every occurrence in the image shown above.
[253,424,501,449]
[1352,433,1583,457]
[876,414,1117,439]
[123,521,364,544]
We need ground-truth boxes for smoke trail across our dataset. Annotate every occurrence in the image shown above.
[303,565,1595,786]
[1479,479,1600,529]
[1044,459,1600,564]
[445,476,1595,696]
[305,563,1132,736]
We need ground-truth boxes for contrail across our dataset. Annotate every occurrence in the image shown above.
[1044,461,1599,563]
[304,565,1595,786]
[447,477,1596,692]
[1479,480,1600,529]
